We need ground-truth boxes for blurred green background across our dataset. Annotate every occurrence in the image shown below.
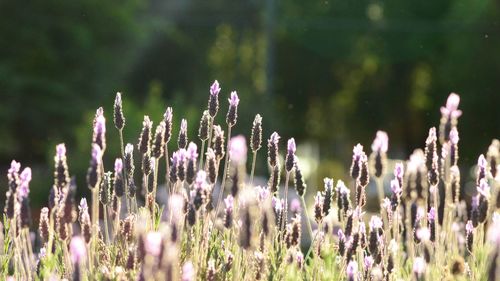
[0,0,499,209]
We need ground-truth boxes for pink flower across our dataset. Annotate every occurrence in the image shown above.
[229,135,247,165]
[18,167,32,199]
[369,216,383,230]
[70,236,87,263]
[210,80,221,97]
[145,232,162,256]
[187,142,198,160]
[182,261,195,281]
[270,132,280,145]
[56,143,66,159]
[114,158,123,174]
[228,91,239,107]
[440,93,462,119]
[371,131,389,153]
[164,107,173,123]
[413,257,426,278]
[287,138,296,154]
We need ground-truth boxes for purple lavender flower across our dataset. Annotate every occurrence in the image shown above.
[314,192,324,223]
[323,177,334,216]
[212,125,225,160]
[169,194,185,223]
[152,121,166,158]
[208,80,221,117]
[477,154,488,185]
[145,232,162,257]
[178,119,188,149]
[371,131,388,177]
[290,198,301,215]
[440,93,462,119]
[390,179,402,197]
[182,261,195,281]
[70,236,87,264]
[205,148,217,184]
[477,178,491,198]
[93,110,106,151]
[18,167,32,199]
[267,132,280,167]
[186,142,198,185]
[413,257,426,280]
[163,107,173,144]
[346,260,358,281]
[86,144,102,189]
[364,255,374,271]
[250,114,263,152]
[229,135,247,165]
[114,158,124,197]
[416,227,431,242]
[450,127,459,145]
[198,110,210,141]
[439,93,462,143]
[487,139,499,179]
[350,144,365,180]
[226,91,239,127]
[371,131,388,153]
[138,116,152,154]
[285,138,296,172]
[224,195,234,228]
[113,92,125,130]
[255,185,271,202]
[394,162,404,185]
[369,216,383,231]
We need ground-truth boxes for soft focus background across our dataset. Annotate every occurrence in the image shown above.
[0,0,499,209]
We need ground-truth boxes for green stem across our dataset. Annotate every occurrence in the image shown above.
[250,151,257,186]
[215,126,232,217]
[103,205,110,244]
[199,140,206,170]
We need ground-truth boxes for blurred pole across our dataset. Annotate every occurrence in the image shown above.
[265,0,275,96]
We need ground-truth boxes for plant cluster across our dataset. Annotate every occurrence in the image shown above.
[1,84,499,280]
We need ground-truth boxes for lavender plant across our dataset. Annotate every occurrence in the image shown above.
[0,88,499,281]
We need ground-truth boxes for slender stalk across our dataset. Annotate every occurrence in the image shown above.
[250,151,257,186]
[300,196,313,241]
[164,145,170,194]
[199,140,206,170]
[103,205,110,244]
[376,177,385,210]
[280,172,290,233]
[91,186,99,272]
[119,129,129,215]
[152,158,160,222]
[215,126,232,217]
[206,118,214,157]
[302,196,315,260]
